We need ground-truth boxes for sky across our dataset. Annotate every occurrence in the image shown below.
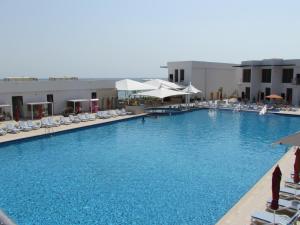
[0,0,300,78]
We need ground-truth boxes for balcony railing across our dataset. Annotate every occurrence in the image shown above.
[292,78,300,85]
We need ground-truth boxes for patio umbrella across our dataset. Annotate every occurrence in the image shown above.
[182,82,202,107]
[133,86,188,100]
[294,148,300,183]
[266,94,283,100]
[270,165,282,211]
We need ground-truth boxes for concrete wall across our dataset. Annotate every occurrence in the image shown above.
[0,79,118,118]
[167,61,238,100]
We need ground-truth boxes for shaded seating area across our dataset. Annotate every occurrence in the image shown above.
[27,102,53,120]
[0,104,13,121]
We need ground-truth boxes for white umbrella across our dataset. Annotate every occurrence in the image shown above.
[115,79,155,91]
[182,82,202,94]
[133,86,188,99]
[115,79,155,104]
[182,82,202,107]
[143,79,182,90]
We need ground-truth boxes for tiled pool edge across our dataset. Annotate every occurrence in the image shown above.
[0,114,146,146]
[216,147,294,225]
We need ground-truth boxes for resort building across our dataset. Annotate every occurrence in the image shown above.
[237,58,300,105]
[0,77,118,120]
[166,61,239,100]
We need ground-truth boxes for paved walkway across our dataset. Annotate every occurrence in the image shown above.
[216,147,296,225]
[0,114,145,144]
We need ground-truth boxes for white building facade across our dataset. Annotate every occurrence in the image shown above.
[0,78,118,120]
[237,59,300,105]
[167,61,239,100]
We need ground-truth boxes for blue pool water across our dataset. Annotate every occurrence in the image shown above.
[0,110,299,225]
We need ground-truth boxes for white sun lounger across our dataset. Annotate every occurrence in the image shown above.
[115,109,126,116]
[27,120,41,130]
[85,113,96,121]
[121,108,132,115]
[0,128,7,136]
[6,123,21,134]
[47,117,60,127]
[266,198,300,214]
[96,111,111,119]
[41,118,53,128]
[251,211,299,225]
[60,116,72,125]
[280,186,300,200]
[108,110,118,117]
[78,114,88,122]
[18,121,32,132]
[69,115,80,123]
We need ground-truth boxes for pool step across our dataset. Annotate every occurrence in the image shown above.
[0,210,16,225]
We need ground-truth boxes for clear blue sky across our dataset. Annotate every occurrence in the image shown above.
[0,0,300,78]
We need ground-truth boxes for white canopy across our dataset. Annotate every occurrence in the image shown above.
[182,82,202,94]
[115,79,155,91]
[68,99,90,103]
[273,132,300,146]
[143,79,182,90]
[134,86,188,99]
[27,102,53,120]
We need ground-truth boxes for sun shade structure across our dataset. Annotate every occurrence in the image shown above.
[27,102,53,120]
[143,79,182,90]
[68,99,99,113]
[274,132,300,146]
[115,79,155,91]
[182,82,202,94]
[182,82,202,107]
[0,104,13,120]
[266,94,283,100]
[133,86,188,99]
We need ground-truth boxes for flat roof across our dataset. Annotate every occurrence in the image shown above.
[233,64,296,68]
[27,101,53,105]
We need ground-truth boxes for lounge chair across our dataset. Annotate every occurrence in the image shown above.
[18,121,32,132]
[27,120,41,130]
[69,115,80,123]
[285,178,300,189]
[116,109,126,116]
[60,116,72,125]
[266,198,300,214]
[108,110,118,117]
[121,108,132,115]
[96,111,111,119]
[48,117,60,127]
[251,211,299,225]
[6,123,21,134]
[280,186,300,200]
[0,128,7,136]
[78,114,88,122]
[85,113,96,121]
[41,118,53,128]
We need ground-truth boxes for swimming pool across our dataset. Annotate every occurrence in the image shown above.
[0,110,299,225]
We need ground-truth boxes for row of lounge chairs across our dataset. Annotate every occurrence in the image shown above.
[251,169,300,224]
[0,109,131,136]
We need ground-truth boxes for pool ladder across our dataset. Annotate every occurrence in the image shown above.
[44,126,54,135]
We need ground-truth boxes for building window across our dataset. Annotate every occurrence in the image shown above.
[242,69,251,82]
[265,87,271,97]
[91,92,97,99]
[282,69,293,83]
[262,69,271,83]
[175,69,178,82]
[180,69,184,82]
[169,74,173,82]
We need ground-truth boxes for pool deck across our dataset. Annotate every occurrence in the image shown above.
[216,146,296,225]
[0,114,145,144]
